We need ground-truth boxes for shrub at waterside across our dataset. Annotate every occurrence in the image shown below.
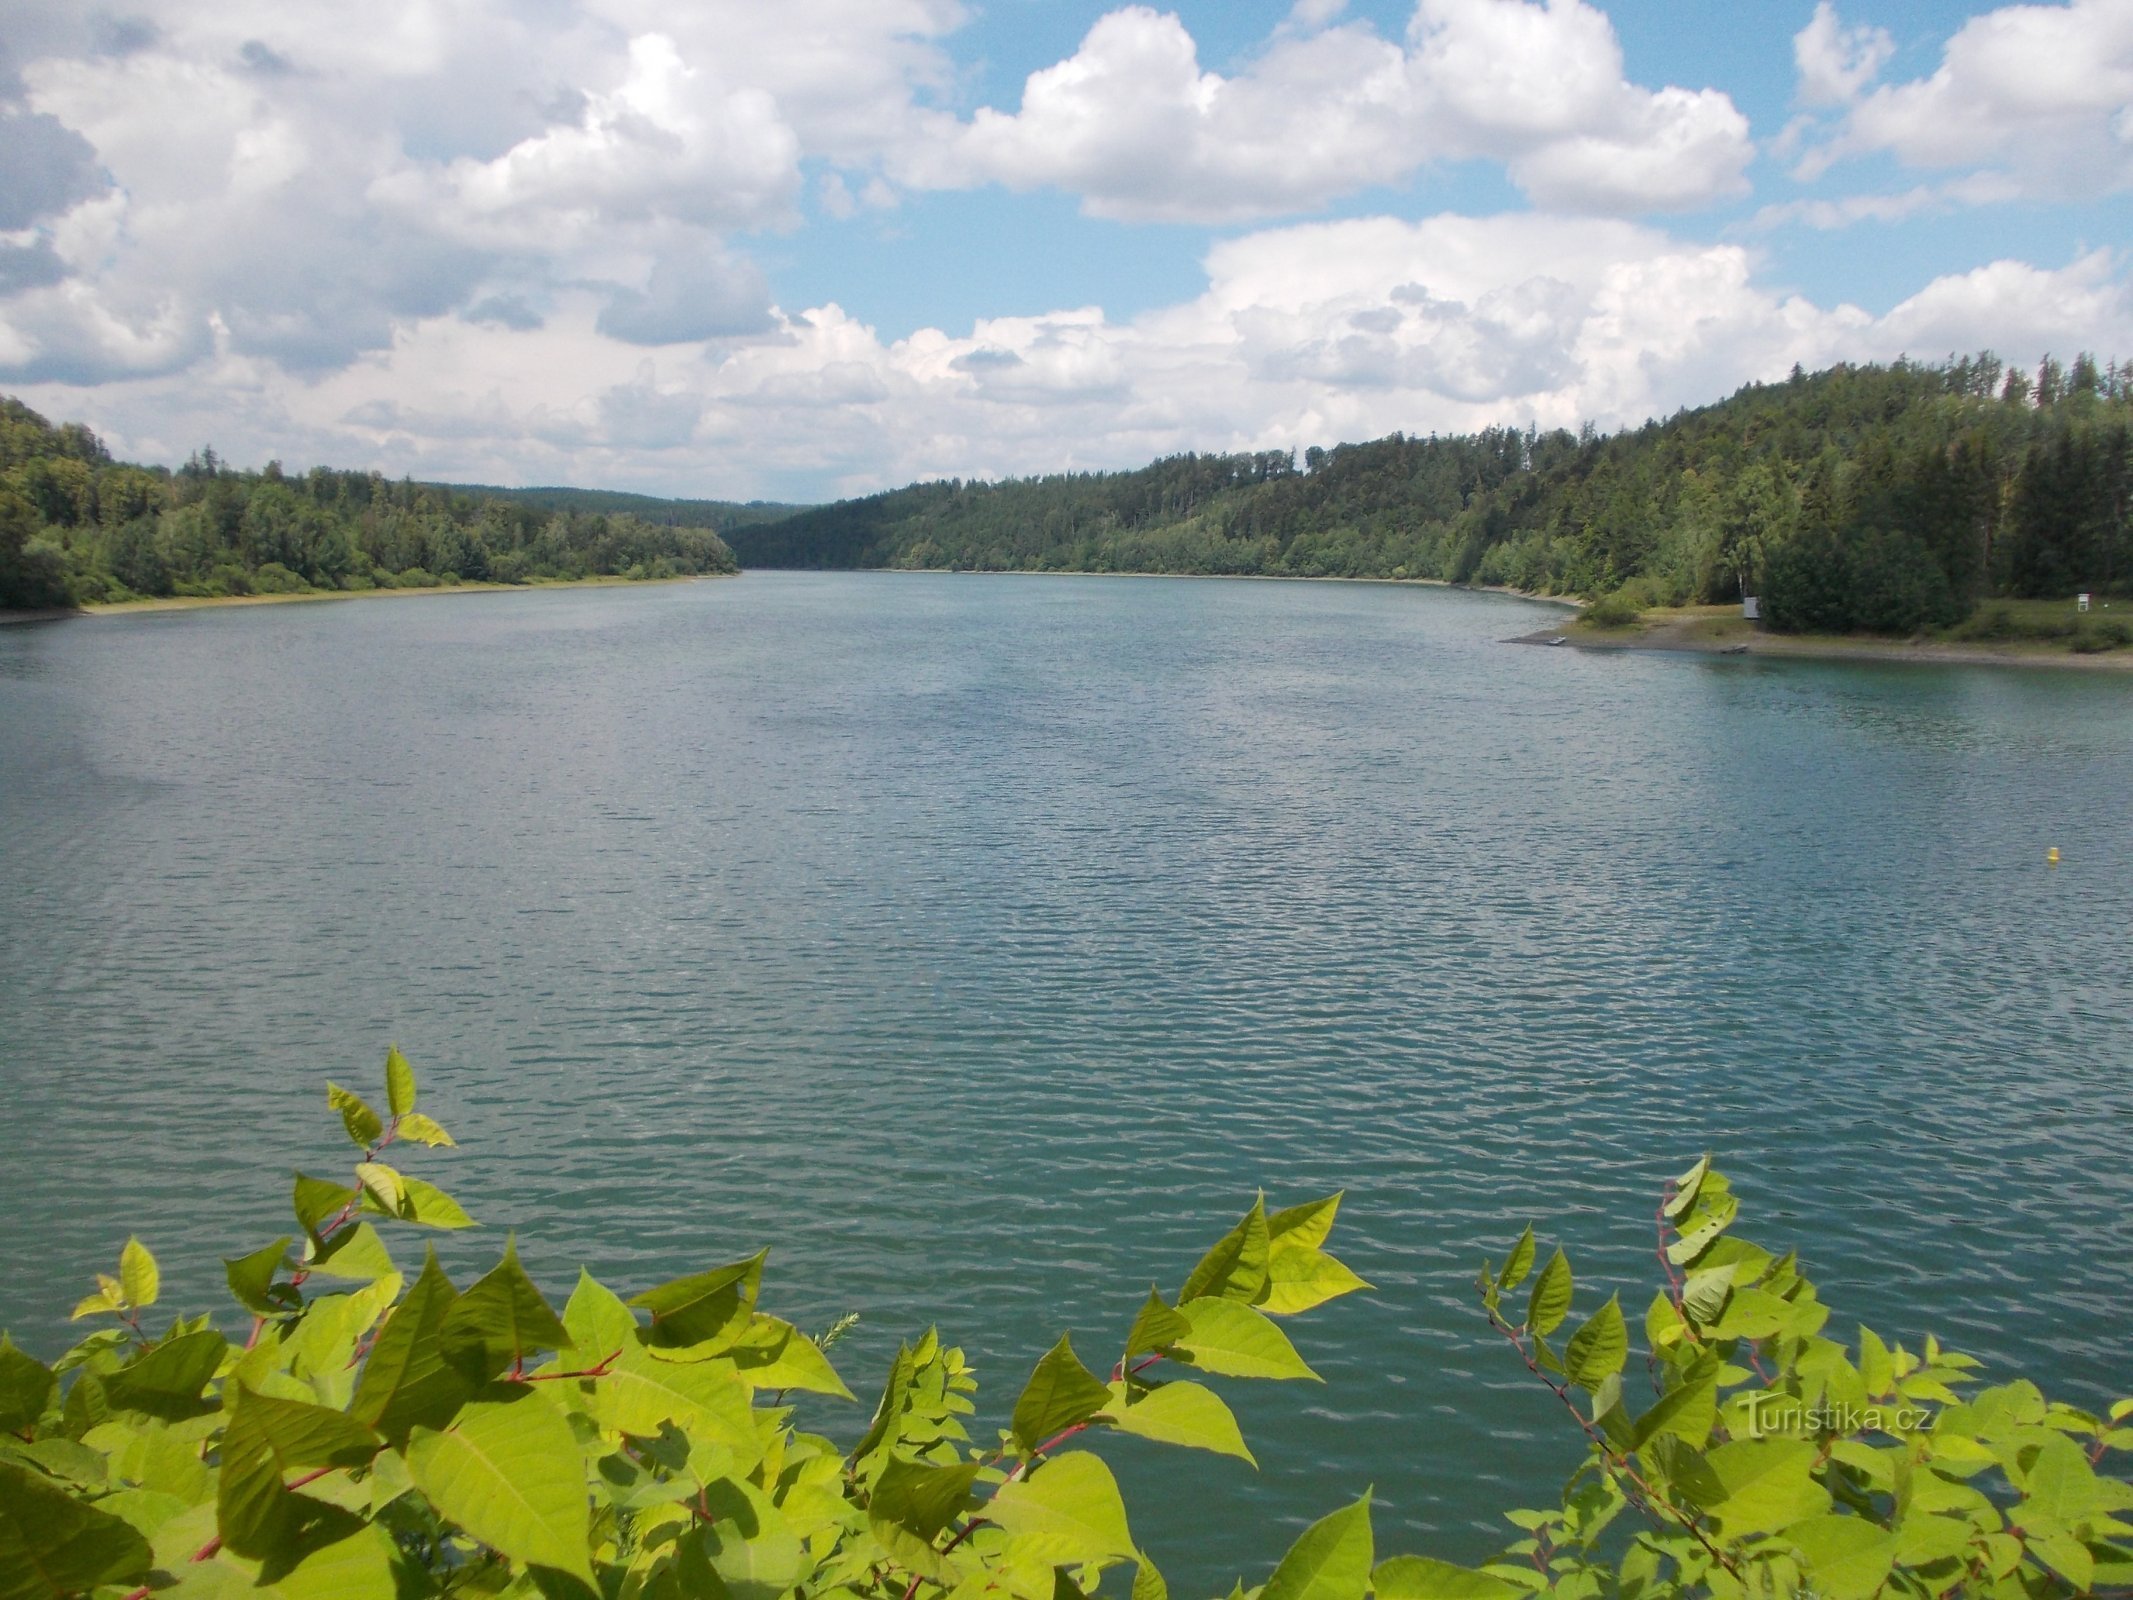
[1,1051,2128,1600]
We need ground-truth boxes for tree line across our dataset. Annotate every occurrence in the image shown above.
[727,354,2133,635]
[0,403,737,610]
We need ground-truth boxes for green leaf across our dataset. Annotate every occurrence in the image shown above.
[1262,1493,1373,1600]
[0,1459,152,1600]
[274,1521,399,1600]
[1784,1515,1897,1600]
[698,1478,803,1600]
[1680,1264,1736,1327]
[1525,1251,1572,1337]
[1266,1194,1342,1252]
[726,1314,854,1399]
[118,1238,159,1309]
[1123,1290,1191,1361]
[871,1459,982,1542]
[1170,1298,1319,1381]
[987,1451,1135,1563]
[1665,1156,1709,1222]
[1181,1198,1272,1305]
[384,1047,417,1119]
[1563,1296,1626,1390]
[597,1347,757,1455]
[350,1248,468,1443]
[105,1329,228,1421]
[1630,1360,1718,1450]
[215,1385,381,1560]
[629,1252,765,1348]
[560,1270,635,1365]
[1703,1438,1830,1538]
[393,1113,456,1149]
[68,1277,123,1321]
[225,1238,298,1318]
[0,1342,55,1433]
[1371,1556,1520,1600]
[326,1083,384,1149]
[1132,1551,1169,1600]
[1012,1335,1116,1452]
[397,1177,474,1229]
[308,1223,396,1284]
[1106,1380,1254,1463]
[438,1239,571,1381]
[292,1173,357,1241]
[1496,1229,1535,1293]
[1261,1245,1371,1317]
[353,1163,405,1217]
[407,1383,593,1582]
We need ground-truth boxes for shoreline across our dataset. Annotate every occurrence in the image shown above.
[1512,603,2133,674]
[1,571,728,625]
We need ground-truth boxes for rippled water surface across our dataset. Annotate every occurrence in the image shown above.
[2,573,2129,1579]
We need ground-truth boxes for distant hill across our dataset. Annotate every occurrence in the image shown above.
[423,483,807,533]
[726,353,2133,634]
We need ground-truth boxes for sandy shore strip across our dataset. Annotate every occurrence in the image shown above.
[1511,604,2133,673]
[0,571,729,625]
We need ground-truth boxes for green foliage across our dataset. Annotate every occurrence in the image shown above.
[0,400,738,609]
[722,355,2133,635]
[3,1052,2127,1600]
[1581,592,1644,630]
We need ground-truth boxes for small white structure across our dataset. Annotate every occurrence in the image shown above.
[2078,592,2091,612]
[1742,595,1761,621]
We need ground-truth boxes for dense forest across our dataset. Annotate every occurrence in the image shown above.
[423,481,801,533]
[0,402,737,610]
[729,353,2133,635]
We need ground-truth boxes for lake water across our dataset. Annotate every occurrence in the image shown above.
[1,572,2128,1580]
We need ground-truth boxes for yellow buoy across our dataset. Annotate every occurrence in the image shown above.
[2047,847,2061,866]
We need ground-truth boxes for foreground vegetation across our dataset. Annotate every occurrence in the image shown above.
[3,1050,2127,1600]
[0,403,738,610]
[729,355,2133,641]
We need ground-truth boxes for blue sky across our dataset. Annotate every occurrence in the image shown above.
[2,0,2129,498]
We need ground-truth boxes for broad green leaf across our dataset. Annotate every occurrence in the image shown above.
[871,1459,982,1541]
[0,1459,152,1600]
[1495,1229,1534,1293]
[1181,1199,1272,1305]
[68,1277,124,1321]
[1703,1438,1830,1538]
[1631,1360,1718,1450]
[1262,1493,1372,1600]
[1267,1194,1342,1252]
[307,1222,396,1284]
[1170,1298,1319,1381]
[0,1342,55,1432]
[326,1083,383,1149]
[1894,1513,1974,1569]
[2032,1531,2095,1591]
[1106,1380,1253,1463]
[216,1386,381,1560]
[727,1314,855,1399]
[353,1163,405,1217]
[105,1329,228,1421]
[629,1252,765,1348]
[1123,1290,1191,1361]
[987,1451,1135,1563]
[1012,1335,1115,1452]
[119,1238,159,1309]
[699,1479,802,1600]
[597,1347,757,1455]
[406,1383,593,1582]
[225,1238,297,1318]
[1563,1296,1626,1390]
[274,1520,398,1600]
[438,1238,571,1381]
[560,1269,636,1366]
[1784,1515,1897,1600]
[384,1047,417,1119]
[1371,1556,1520,1600]
[292,1174,357,1240]
[393,1114,455,1148]
[1858,1326,1894,1398]
[2022,1433,2105,1523]
[1681,1264,1736,1327]
[1525,1251,1571,1337]
[397,1177,473,1230]
[1261,1245,1371,1317]
[350,1249,467,1442]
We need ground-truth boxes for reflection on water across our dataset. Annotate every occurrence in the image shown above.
[1,574,2129,1582]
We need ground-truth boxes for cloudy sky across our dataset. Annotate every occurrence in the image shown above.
[2,0,2130,500]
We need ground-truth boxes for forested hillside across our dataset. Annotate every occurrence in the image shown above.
[731,354,2133,634]
[425,482,803,532]
[0,403,737,609]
